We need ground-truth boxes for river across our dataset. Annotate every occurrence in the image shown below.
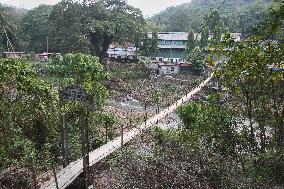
[107,98,182,130]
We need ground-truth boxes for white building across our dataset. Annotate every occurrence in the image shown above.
[106,47,138,60]
[157,63,180,75]
[3,52,26,59]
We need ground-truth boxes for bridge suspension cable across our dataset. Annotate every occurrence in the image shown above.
[40,1,229,188]
[40,72,215,189]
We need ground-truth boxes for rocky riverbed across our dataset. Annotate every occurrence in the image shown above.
[105,63,211,107]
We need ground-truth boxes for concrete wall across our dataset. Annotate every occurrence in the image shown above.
[158,65,180,75]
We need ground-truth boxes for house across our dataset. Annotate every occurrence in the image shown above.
[147,32,242,64]
[270,62,284,81]
[148,32,188,64]
[157,63,180,75]
[148,62,191,75]
[229,33,242,41]
[35,52,61,62]
[3,52,26,59]
[36,52,53,61]
[209,33,242,41]
[106,43,138,62]
[106,32,242,64]
[179,63,194,74]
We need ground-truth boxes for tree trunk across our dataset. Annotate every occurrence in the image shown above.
[259,120,266,153]
[271,80,284,151]
[246,92,255,155]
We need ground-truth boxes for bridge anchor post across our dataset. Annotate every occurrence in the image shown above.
[61,113,69,167]
[81,111,90,189]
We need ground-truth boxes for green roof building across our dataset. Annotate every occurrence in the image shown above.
[148,32,188,63]
[148,32,241,64]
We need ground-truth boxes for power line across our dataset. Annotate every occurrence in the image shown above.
[194,0,227,42]
[3,27,15,53]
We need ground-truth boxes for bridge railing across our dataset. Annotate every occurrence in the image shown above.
[39,72,214,189]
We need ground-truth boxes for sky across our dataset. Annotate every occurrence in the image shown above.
[1,0,191,16]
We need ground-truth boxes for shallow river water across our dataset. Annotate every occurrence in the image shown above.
[107,98,182,130]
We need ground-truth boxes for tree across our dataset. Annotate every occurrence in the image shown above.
[188,47,205,74]
[0,5,7,52]
[186,29,206,74]
[148,0,271,35]
[0,5,6,28]
[0,58,59,187]
[254,0,284,39]
[167,9,190,32]
[0,4,27,52]
[21,5,53,53]
[49,0,91,54]
[49,0,145,62]
[200,26,209,49]
[134,34,142,58]
[150,30,159,53]
[186,29,195,55]
[140,32,150,56]
[0,53,111,187]
[212,34,284,153]
[178,100,239,156]
[101,112,117,143]
[89,0,145,61]
[42,53,109,109]
[208,10,224,43]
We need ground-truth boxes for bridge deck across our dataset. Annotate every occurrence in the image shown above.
[40,73,214,189]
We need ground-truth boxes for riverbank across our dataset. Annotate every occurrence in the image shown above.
[105,62,211,107]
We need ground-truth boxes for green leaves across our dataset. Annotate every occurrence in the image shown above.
[211,31,284,154]
[148,0,271,34]
[21,5,53,52]
[49,0,145,60]
[0,54,111,187]
[178,101,239,156]
[39,53,109,110]
[187,47,205,74]
[186,29,195,55]
[0,58,59,177]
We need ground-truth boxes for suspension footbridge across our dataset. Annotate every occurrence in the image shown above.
[40,73,214,189]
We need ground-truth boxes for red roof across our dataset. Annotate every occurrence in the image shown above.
[179,63,193,67]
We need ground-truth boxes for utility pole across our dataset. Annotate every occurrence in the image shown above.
[121,124,124,146]
[144,102,147,125]
[46,36,49,53]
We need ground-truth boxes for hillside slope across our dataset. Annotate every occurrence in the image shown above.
[149,0,273,34]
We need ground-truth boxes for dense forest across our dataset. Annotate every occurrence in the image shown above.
[0,0,279,55]
[0,5,27,52]
[149,0,273,34]
[0,0,145,59]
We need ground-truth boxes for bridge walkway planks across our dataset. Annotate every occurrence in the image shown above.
[40,73,214,189]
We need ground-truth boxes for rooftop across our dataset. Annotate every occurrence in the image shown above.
[148,32,242,41]
[158,44,186,49]
[4,52,25,54]
[158,32,188,41]
[148,32,189,41]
